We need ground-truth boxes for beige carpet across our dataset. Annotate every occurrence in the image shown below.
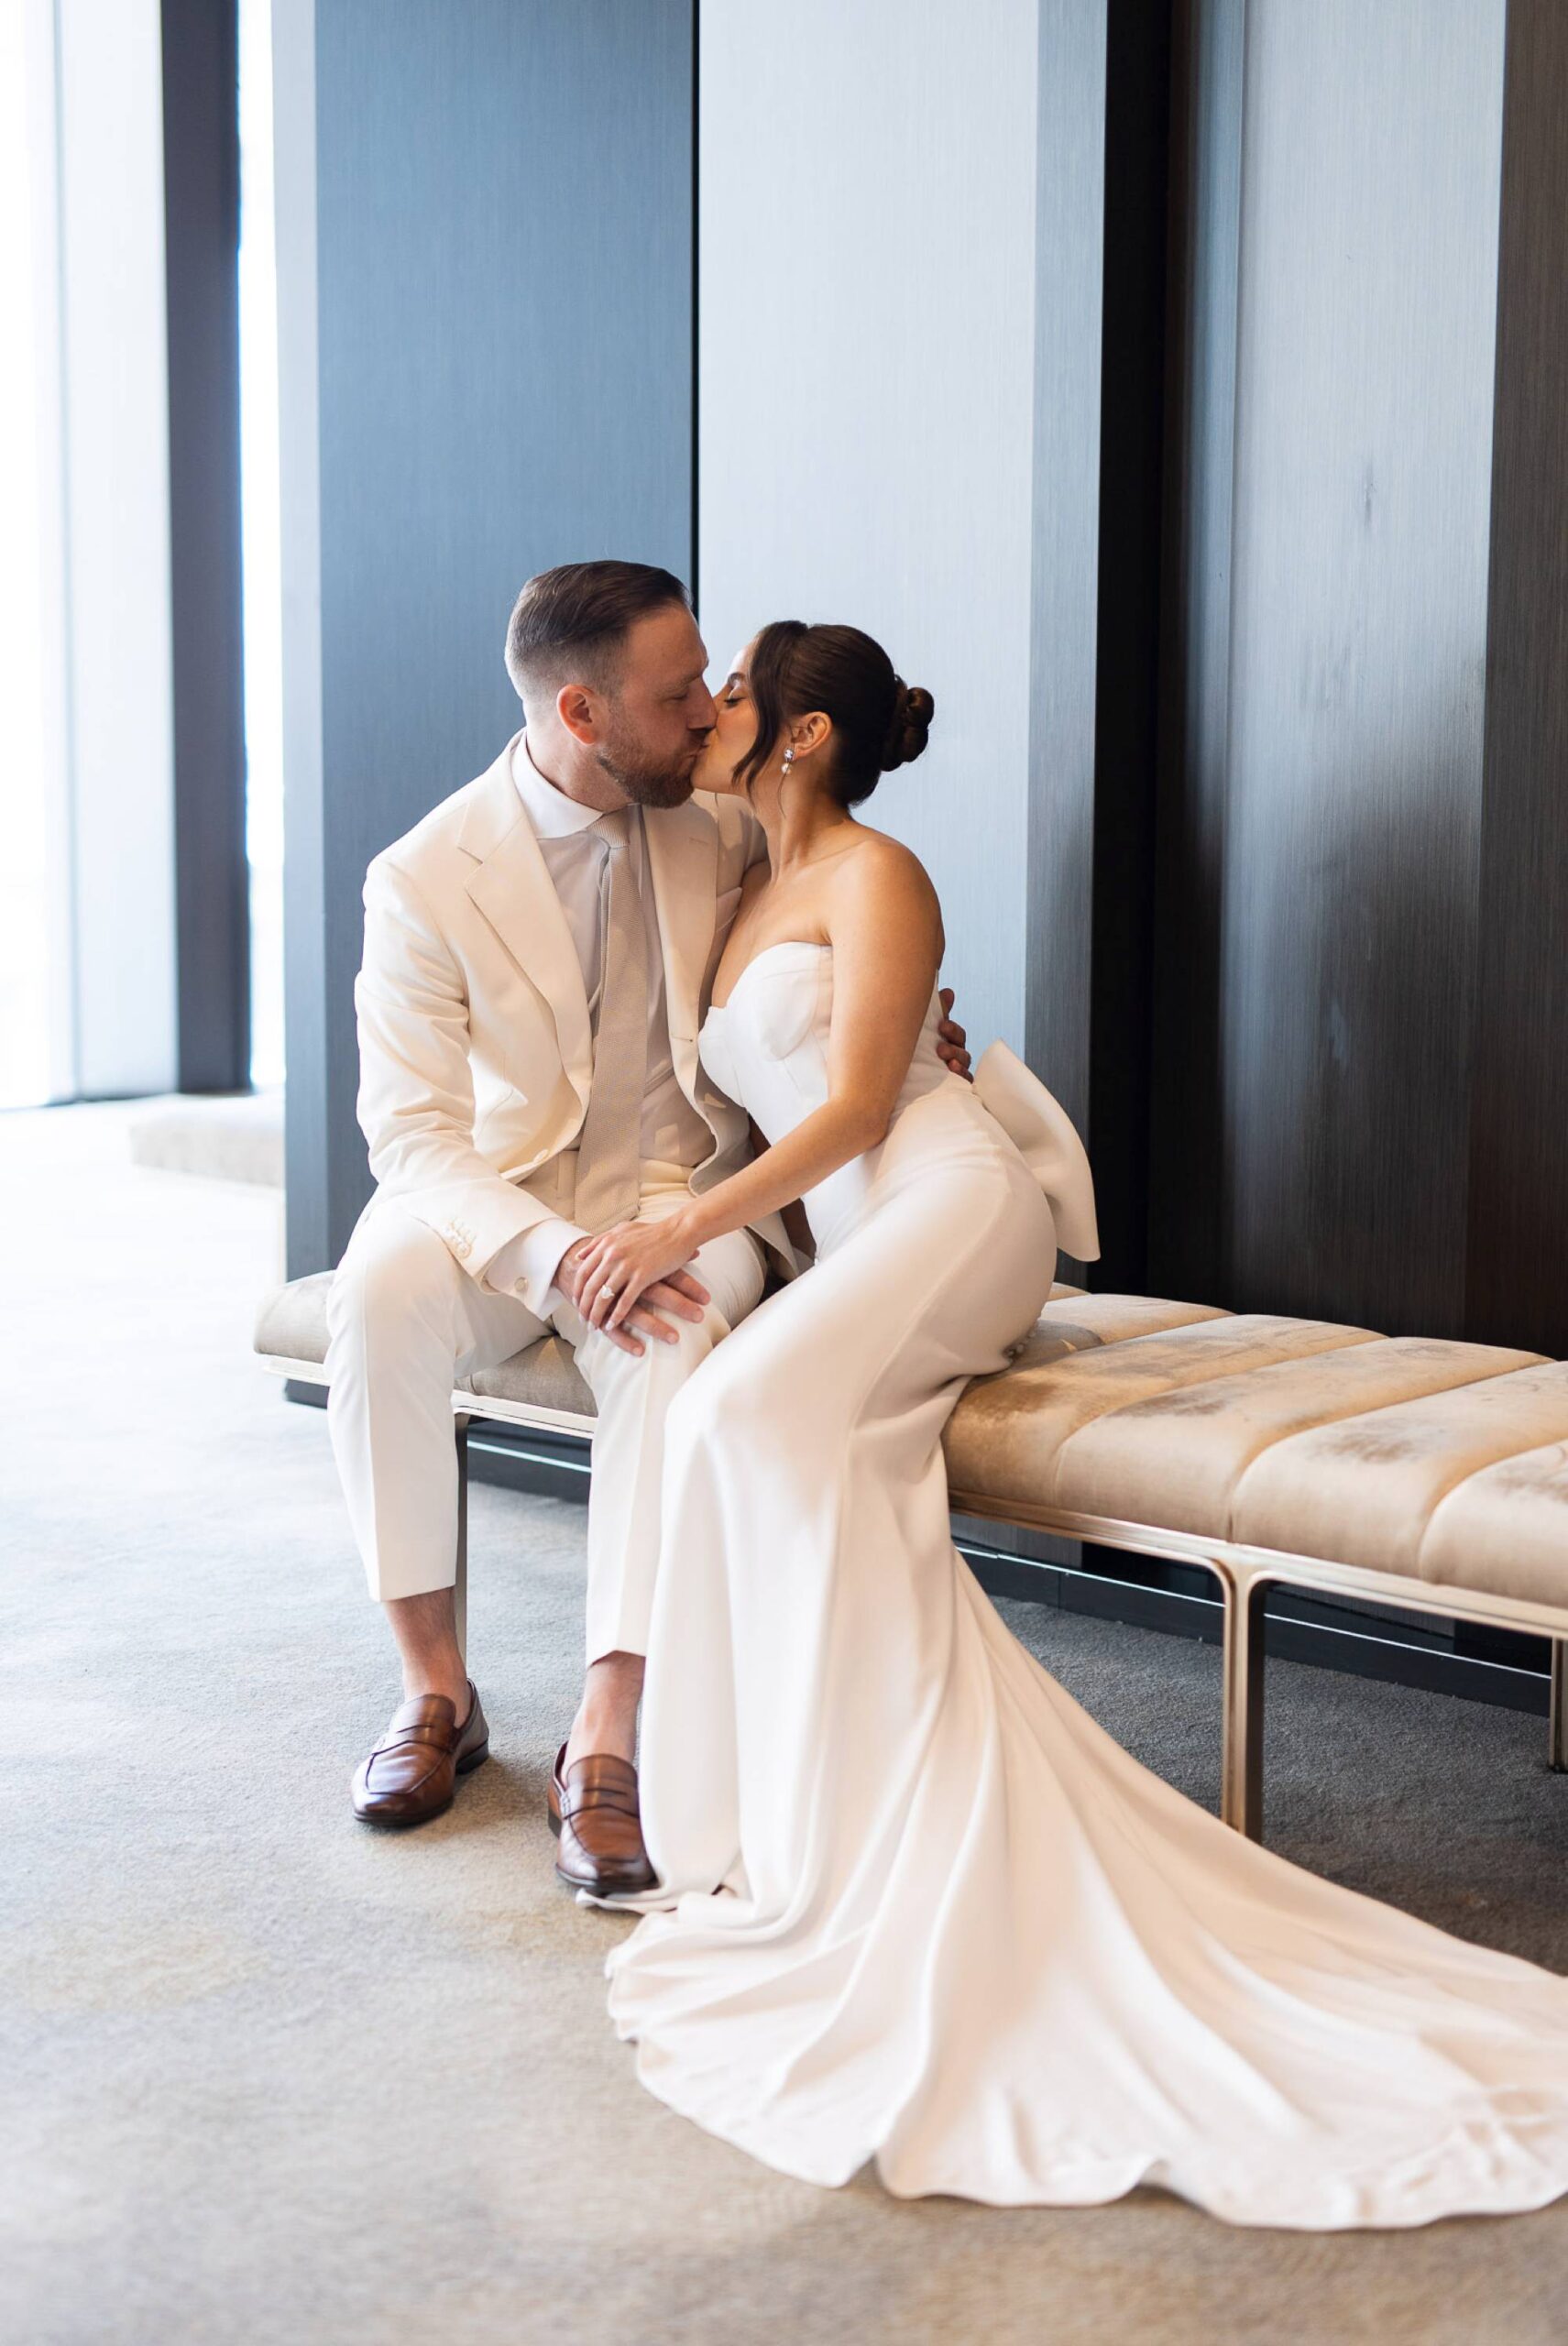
[6,1101,1568,2345]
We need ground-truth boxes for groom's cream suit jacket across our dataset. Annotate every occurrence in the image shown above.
[350,729,793,1309]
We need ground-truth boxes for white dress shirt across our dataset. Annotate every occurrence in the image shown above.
[486,734,712,1306]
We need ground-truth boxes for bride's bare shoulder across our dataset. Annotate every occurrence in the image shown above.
[835,827,938,904]
[829,828,943,949]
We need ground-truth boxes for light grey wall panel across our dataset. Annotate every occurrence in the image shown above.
[1026,0,1105,1128]
[272,0,328,1272]
[697,0,1040,1058]
[1218,0,1505,1332]
[56,0,179,1097]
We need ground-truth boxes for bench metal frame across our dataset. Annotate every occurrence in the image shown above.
[949,1489,1568,1839]
[262,1355,1568,1844]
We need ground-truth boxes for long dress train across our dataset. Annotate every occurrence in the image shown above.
[600,940,1568,2229]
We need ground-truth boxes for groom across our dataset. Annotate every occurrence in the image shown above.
[324,560,970,1890]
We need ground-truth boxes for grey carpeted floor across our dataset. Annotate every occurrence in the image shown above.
[7,1101,1568,2345]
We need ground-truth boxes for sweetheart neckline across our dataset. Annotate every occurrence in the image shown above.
[705,937,832,1017]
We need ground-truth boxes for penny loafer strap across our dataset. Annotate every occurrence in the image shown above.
[372,1720,457,1760]
[563,1790,641,1825]
[560,1755,642,1825]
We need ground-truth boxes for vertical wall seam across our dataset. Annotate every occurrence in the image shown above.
[49,0,82,1099]
[689,0,700,611]
[1463,0,1516,1342]
[1215,0,1247,1299]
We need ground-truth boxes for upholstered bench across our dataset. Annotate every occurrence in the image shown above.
[255,1276,1568,1843]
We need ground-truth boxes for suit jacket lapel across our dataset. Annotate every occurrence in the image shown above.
[459,742,593,1102]
[643,798,718,1078]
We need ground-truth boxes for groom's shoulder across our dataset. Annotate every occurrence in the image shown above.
[689,787,765,872]
[367,738,521,883]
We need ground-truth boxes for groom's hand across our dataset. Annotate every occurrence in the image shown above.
[556,1237,709,1358]
[937,988,972,1082]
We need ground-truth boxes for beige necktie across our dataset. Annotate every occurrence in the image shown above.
[572,808,648,1233]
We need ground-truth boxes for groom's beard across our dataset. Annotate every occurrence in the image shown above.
[593,738,704,810]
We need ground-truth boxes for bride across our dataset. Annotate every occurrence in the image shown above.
[566,618,1568,2230]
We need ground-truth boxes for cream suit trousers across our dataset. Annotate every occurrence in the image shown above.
[324,1159,766,1664]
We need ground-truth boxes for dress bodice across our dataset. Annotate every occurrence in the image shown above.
[698,941,1022,1256]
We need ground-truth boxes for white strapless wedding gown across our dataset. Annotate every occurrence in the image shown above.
[600,940,1568,2228]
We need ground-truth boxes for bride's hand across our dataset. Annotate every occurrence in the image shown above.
[937,988,972,1082]
[576,1213,704,1334]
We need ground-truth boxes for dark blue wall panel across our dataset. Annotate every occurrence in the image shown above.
[162,0,248,1092]
[284,0,695,1272]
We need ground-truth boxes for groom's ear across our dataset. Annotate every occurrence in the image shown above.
[556,681,603,746]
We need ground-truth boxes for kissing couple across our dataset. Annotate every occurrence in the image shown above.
[323,559,1568,2228]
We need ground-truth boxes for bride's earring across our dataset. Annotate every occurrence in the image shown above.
[781,747,796,781]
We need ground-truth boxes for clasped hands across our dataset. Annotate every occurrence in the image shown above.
[554,1228,709,1358]
[557,990,971,1355]
[571,1214,707,1344]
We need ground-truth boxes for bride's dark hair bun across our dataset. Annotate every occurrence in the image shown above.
[882,680,935,773]
[737,621,938,807]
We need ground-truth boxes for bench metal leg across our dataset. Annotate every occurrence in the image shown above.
[1219,1567,1268,1841]
[1552,1639,1568,1772]
[454,1410,471,1669]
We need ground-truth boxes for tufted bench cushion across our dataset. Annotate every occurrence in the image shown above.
[255,1277,1566,1592]
[252,1270,337,1367]
[1419,1432,1568,1606]
[998,1334,1550,1546]
[1229,1358,1568,1594]
[948,1312,1380,1514]
[255,1270,1568,1838]
[254,1274,1111,1423]
[254,1267,596,1418]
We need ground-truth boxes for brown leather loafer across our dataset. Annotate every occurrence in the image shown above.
[547,1740,655,1893]
[352,1683,488,1826]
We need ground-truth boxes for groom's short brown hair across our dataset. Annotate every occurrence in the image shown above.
[504,560,690,712]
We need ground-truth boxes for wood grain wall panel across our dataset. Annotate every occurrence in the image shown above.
[1466,0,1568,1355]
[1157,0,1506,1336]
[277,0,695,1273]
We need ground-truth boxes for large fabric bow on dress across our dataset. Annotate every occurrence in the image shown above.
[972,1041,1100,1262]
